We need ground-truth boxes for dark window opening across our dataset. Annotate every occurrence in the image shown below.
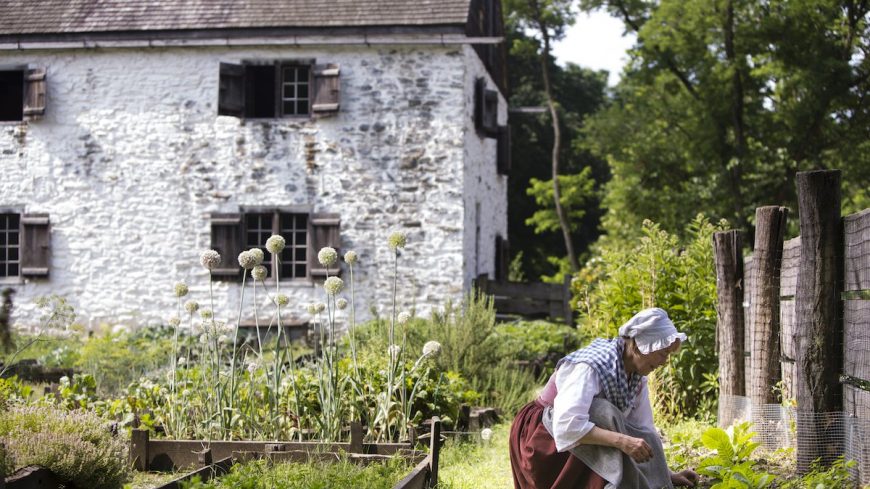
[0,71,24,121]
[0,214,20,277]
[245,65,276,118]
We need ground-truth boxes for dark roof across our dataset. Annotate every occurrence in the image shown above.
[0,0,471,35]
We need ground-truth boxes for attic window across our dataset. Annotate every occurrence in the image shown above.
[218,61,340,119]
[0,68,46,122]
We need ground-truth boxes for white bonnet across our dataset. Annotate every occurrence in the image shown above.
[617,307,687,354]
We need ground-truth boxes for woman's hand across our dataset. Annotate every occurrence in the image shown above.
[618,435,653,463]
[671,469,699,487]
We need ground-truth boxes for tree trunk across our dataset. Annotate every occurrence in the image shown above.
[714,230,745,399]
[533,4,579,272]
[794,169,844,471]
[750,206,788,407]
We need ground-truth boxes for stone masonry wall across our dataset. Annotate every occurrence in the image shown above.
[0,44,499,331]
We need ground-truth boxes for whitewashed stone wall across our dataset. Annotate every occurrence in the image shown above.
[0,43,506,330]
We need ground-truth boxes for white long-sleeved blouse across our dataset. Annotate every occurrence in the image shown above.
[550,361,655,452]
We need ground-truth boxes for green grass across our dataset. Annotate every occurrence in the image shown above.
[437,423,513,489]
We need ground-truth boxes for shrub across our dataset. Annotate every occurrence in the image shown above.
[494,320,582,369]
[0,405,130,488]
[574,215,724,421]
[697,422,775,488]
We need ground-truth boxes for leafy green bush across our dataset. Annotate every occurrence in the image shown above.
[779,457,857,489]
[574,215,724,421]
[494,320,582,368]
[76,325,176,394]
[697,422,775,488]
[182,456,412,489]
[0,404,130,488]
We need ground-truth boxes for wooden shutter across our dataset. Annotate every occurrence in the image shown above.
[218,63,245,117]
[21,213,50,277]
[23,68,46,121]
[484,89,498,137]
[494,234,509,282]
[210,213,242,280]
[474,77,485,134]
[497,125,511,175]
[308,213,341,278]
[312,64,340,116]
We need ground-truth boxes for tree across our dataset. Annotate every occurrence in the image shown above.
[579,0,870,243]
[504,25,609,281]
[505,0,583,272]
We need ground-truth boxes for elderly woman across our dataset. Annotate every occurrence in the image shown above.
[509,308,700,489]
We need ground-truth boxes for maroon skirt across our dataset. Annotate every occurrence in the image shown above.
[509,399,607,489]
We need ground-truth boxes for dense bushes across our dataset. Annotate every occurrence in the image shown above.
[0,405,129,488]
[573,215,724,422]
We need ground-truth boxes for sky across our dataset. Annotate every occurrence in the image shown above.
[550,10,636,86]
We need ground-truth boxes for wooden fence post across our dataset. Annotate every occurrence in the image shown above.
[750,206,788,406]
[794,169,844,471]
[129,429,149,471]
[714,230,745,399]
[429,417,441,488]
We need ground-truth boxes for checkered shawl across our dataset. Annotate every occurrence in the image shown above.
[556,337,643,412]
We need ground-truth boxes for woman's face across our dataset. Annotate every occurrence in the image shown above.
[634,339,681,376]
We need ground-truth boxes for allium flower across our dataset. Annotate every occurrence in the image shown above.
[174,282,189,297]
[199,334,208,344]
[265,235,286,254]
[238,250,258,270]
[168,316,181,327]
[177,357,186,365]
[315,302,326,313]
[200,309,213,319]
[200,250,222,271]
[247,361,259,374]
[184,300,200,314]
[423,340,442,358]
[251,265,267,281]
[248,248,265,266]
[306,303,318,314]
[336,298,348,310]
[388,344,401,360]
[344,250,359,265]
[388,231,407,250]
[481,428,493,441]
[318,247,338,266]
[323,276,344,295]
[218,334,230,344]
[276,294,290,307]
[397,311,411,325]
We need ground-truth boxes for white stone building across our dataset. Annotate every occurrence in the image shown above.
[0,0,510,332]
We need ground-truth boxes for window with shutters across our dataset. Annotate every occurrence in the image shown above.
[0,68,46,122]
[0,214,20,278]
[218,61,340,119]
[0,211,51,280]
[210,210,339,283]
[474,77,498,138]
[245,212,308,280]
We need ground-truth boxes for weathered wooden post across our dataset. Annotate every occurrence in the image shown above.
[429,416,441,487]
[714,230,745,406]
[129,429,149,471]
[794,169,844,471]
[750,206,788,407]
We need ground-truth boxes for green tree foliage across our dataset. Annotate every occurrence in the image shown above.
[574,215,724,421]
[504,24,609,280]
[578,0,870,243]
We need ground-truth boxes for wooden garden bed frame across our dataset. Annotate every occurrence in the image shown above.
[129,417,442,489]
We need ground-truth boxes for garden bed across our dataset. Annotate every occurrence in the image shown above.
[129,418,442,489]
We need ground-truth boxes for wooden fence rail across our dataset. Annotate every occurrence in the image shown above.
[474,275,573,324]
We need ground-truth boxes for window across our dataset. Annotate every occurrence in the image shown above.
[497,124,511,175]
[0,68,46,122]
[0,214,20,277]
[218,62,340,119]
[0,212,51,279]
[245,212,308,280]
[210,211,340,282]
[474,77,498,138]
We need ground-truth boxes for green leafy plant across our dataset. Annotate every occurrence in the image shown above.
[697,422,775,489]
[779,456,857,489]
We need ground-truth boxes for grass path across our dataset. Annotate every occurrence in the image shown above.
[437,422,514,489]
